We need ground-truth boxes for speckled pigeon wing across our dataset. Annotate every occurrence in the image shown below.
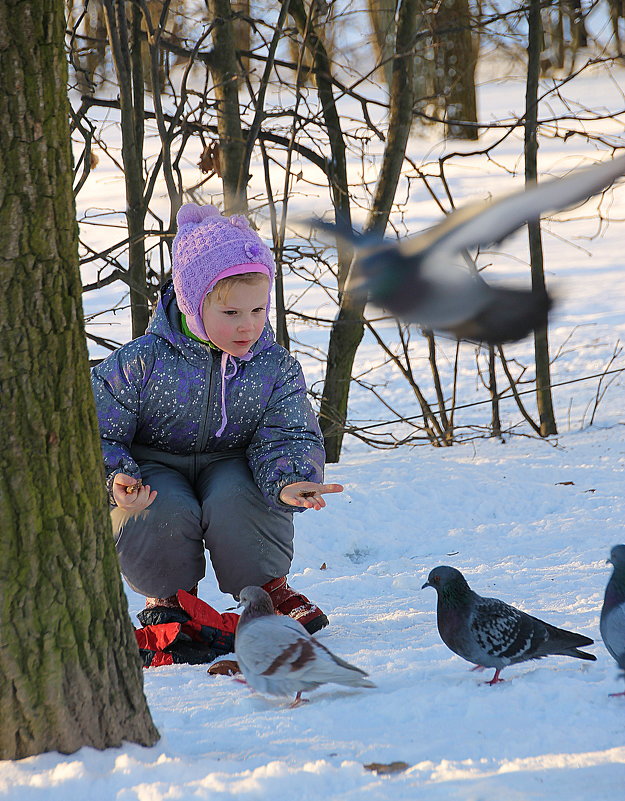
[471,597,544,663]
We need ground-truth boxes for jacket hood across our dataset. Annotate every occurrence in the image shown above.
[147,280,276,361]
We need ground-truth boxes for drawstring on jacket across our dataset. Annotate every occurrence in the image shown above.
[216,351,237,437]
[216,349,253,437]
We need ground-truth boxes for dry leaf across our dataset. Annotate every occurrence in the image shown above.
[90,151,99,169]
[363,761,410,775]
[207,659,240,677]
[198,141,222,176]
[320,562,327,570]
[556,481,575,486]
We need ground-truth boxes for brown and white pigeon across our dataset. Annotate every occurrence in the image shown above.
[234,586,375,705]
[422,565,596,684]
[311,152,625,344]
[600,544,625,697]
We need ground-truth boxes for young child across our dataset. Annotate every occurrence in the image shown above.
[91,203,343,634]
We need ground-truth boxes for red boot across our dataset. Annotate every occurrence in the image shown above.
[262,577,329,634]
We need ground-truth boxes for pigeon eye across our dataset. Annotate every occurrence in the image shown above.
[433,575,440,583]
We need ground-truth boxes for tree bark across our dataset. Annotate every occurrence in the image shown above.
[525,0,557,435]
[103,0,150,338]
[566,0,588,51]
[433,0,478,140]
[368,0,397,89]
[289,0,353,291]
[206,0,248,214]
[320,0,418,462]
[0,0,159,759]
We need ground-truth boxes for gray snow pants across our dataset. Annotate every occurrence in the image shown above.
[111,445,295,599]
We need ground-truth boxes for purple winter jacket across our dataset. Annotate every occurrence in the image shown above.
[91,281,325,509]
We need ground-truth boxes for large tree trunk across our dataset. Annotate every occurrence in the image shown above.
[525,0,557,435]
[0,0,159,759]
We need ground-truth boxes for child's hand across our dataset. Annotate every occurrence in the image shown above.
[112,473,158,511]
[279,481,343,511]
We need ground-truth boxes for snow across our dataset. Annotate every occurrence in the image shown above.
[3,429,625,799]
[3,19,625,801]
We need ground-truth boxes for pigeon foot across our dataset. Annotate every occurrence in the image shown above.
[484,669,505,686]
[289,692,309,708]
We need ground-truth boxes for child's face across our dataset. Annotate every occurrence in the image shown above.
[202,277,269,357]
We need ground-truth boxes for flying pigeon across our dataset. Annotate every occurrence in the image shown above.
[600,544,625,697]
[234,586,375,705]
[422,565,596,684]
[311,152,625,344]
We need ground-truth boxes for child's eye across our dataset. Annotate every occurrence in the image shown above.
[223,310,237,316]
[253,307,264,313]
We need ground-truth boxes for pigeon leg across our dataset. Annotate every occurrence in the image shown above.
[470,665,486,672]
[289,692,309,708]
[608,690,625,698]
[484,669,505,686]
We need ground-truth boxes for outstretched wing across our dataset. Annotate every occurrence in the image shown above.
[410,152,625,260]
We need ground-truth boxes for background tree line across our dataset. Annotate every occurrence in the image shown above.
[67,0,625,464]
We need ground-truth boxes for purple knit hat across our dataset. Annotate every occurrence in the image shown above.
[172,203,275,340]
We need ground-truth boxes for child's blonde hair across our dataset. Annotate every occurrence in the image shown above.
[206,272,269,305]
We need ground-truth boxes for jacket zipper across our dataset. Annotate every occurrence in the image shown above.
[195,348,217,468]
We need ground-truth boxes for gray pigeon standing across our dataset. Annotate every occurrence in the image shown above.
[311,152,625,344]
[234,586,375,705]
[600,544,625,697]
[422,566,596,684]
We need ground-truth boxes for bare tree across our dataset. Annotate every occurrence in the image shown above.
[206,0,249,213]
[319,0,419,462]
[525,0,557,435]
[368,0,397,88]
[102,0,151,336]
[432,0,478,139]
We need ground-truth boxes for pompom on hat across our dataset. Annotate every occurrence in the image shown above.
[172,203,275,340]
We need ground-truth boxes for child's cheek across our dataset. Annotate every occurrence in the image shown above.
[205,317,230,345]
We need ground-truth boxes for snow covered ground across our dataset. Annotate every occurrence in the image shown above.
[2,16,625,801]
[2,429,624,799]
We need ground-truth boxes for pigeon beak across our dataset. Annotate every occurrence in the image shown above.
[421,580,431,590]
